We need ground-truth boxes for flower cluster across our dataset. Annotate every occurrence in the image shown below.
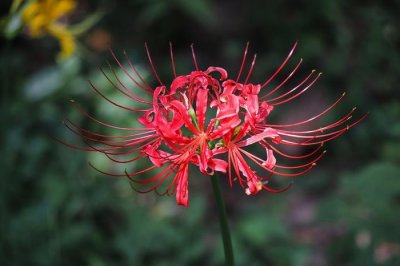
[63,43,365,206]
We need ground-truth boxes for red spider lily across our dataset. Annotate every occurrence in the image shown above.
[61,42,366,206]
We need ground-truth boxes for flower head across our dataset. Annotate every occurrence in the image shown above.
[62,42,366,206]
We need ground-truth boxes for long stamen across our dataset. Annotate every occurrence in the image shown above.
[64,119,155,143]
[277,113,369,146]
[274,151,325,169]
[145,42,164,85]
[68,100,148,130]
[89,161,158,178]
[280,130,347,146]
[262,141,323,159]
[128,164,175,185]
[264,69,315,102]
[190,43,199,70]
[268,72,322,106]
[169,42,177,77]
[274,108,356,135]
[261,58,303,99]
[262,182,293,193]
[157,166,183,196]
[84,140,145,164]
[240,149,314,177]
[97,138,159,156]
[123,50,154,92]
[238,147,323,170]
[261,41,298,89]
[89,81,148,112]
[109,49,153,94]
[265,92,347,128]
[244,54,257,85]
[236,41,250,82]
[101,64,152,105]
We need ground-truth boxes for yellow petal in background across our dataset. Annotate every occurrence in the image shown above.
[47,23,76,59]
[50,0,77,20]
[19,0,79,58]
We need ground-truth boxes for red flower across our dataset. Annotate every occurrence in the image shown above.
[61,42,365,206]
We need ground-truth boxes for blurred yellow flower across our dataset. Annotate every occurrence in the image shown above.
[22,0,77,59]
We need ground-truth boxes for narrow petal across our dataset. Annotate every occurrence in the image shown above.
[205,67,228,80]
[262,148,276,169]
[196,88,208,131]
[237,127,281,147]
[209,158,228,173]
[170,76,189,93]
[176,163,189,206]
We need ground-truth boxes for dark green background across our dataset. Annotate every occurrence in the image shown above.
[1,0,399,265]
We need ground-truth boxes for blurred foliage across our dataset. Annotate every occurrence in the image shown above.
[318,162,400,265]
[1,0,399,265]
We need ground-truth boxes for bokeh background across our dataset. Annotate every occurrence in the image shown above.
[1,0,400,265]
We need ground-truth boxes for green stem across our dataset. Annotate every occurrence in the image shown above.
[211,173,234,266]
